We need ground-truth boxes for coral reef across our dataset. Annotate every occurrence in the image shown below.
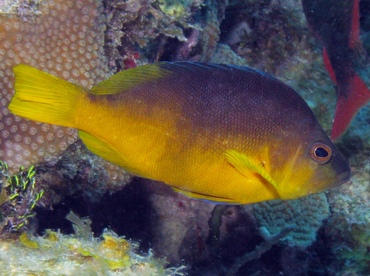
[220,0,306,73]
[324,169,370,274]
[253,193,330,248]
[0,161,43,234]
[0,0,131,205]
[0,0,42,17]
[0,211,186,275]
[158,0,203,19]
[210,43,248,66]
[0,142,132,237]
[104,0,203,70]
[227,225,295,275]
[35,141,132,204]
[145,180,214,264]
[197,0,228,62]
[103,0,237,65]
[0,0,369,275]
[0,0,107,170]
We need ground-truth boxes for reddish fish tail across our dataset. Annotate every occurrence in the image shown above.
[323,48,337,84]
[350,0,360,49]
[331,74,370,140]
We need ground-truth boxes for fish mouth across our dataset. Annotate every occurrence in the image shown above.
[334,165,351,186]
[330,152,351,187]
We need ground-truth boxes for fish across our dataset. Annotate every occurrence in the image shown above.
[302,0,370,140]
[8,62,350,204]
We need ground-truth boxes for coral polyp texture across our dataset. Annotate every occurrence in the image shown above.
[253,193,330,248]
[0,0,108,169]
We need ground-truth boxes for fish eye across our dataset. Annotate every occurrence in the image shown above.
[309,142,332,164]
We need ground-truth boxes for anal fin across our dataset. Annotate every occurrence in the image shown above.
[171,187,236,203]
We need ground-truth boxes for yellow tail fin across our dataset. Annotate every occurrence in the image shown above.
[9,64,86,128]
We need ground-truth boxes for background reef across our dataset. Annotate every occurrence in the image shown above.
[0,0,369,275]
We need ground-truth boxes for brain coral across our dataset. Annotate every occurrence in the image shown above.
[252,193,330,248]
[0,0,109,169]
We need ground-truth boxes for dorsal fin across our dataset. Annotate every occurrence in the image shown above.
[158,61,271,78]
[90,63,173,95]
[90,61,271,96]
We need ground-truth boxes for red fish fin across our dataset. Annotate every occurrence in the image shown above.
[331,74,370,140]
[323,48,337,84]
[350,0,360,49]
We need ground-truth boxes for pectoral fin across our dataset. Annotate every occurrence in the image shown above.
[225,149,279,190]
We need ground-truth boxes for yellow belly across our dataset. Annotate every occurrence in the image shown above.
[75,97,277,204]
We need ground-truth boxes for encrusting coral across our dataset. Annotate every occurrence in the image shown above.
[104,0,203,70]
[324,169,370,274]
[210,43,248,66]
[0,0,130,189]
[35,141,132,204]
[146,180,215,264]
[0,211,187,275]
[252,193,330,248]
[227,225,295,275]
[1,0,104,169]
[0,0,42,17]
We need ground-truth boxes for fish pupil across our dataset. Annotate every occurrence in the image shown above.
[315,147,329,158]
[309,142,332,164]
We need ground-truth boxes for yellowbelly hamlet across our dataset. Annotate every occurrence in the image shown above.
[8,62,350,204]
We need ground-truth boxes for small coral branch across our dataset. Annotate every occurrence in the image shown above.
[165,265,188,276]
[227,225,295,275]
[0,161,44,234]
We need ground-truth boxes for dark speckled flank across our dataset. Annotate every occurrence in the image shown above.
[116,62,319,142]
[92,62,350,187]
[9,61,350,204]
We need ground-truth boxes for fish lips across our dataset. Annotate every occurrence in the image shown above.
[330,150,351,187]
